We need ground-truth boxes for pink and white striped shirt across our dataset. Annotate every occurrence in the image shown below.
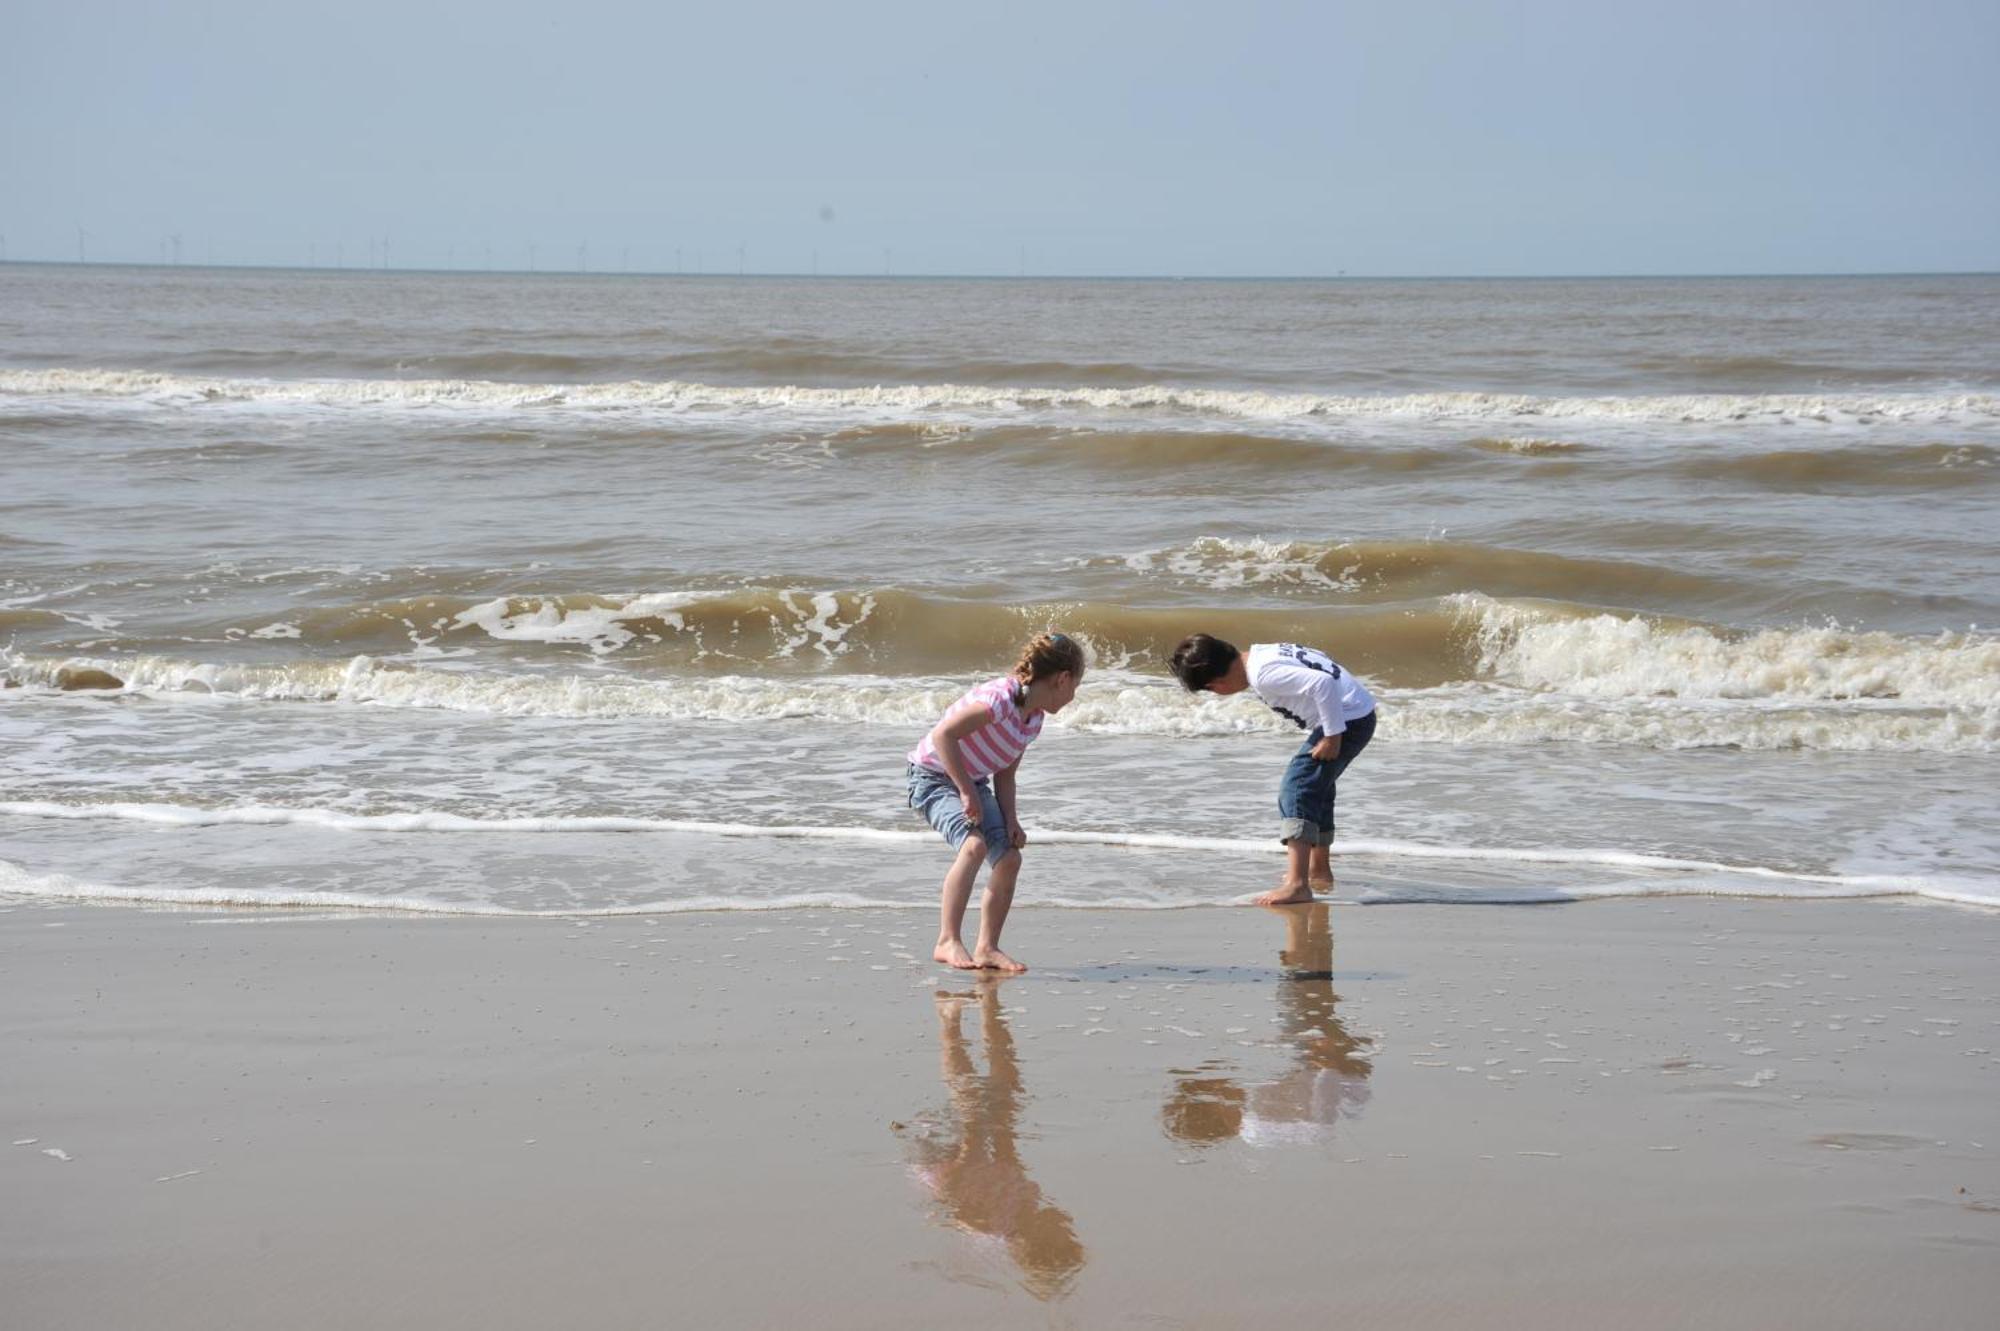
[908,676,1045,780]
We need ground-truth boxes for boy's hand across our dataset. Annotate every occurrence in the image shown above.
[1007,818,1028,849]
[1310,734,1343,762]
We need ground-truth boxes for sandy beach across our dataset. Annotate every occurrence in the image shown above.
[5,896,1995,1329]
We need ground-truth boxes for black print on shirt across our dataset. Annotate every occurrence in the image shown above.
[1277,643,1342,678]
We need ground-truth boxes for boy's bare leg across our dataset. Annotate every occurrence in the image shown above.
[934,838,986,969]
[1308,843,1334,891]
[973,850,1027,972]
[1254,839,1316,905]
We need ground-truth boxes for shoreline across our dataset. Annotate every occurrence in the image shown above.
[5,896,1996,1329]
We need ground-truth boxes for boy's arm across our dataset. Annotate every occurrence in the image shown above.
[1308,677,1345,760]
[1261,656,1346,760]
[929,700,997,818]
[993,760,1024,846]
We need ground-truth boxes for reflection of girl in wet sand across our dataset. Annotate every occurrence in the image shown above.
[898,978,1086,1301]
[1163,904,1374,1148]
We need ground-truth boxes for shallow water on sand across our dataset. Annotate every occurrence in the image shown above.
[3,265,1996,913]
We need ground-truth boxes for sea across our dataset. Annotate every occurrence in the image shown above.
[2,264,1996,916]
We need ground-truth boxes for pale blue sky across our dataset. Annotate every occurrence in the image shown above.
[3,0,1995,275]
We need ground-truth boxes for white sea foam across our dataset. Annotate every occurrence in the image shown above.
[6,647,1996,752]
[1462,594,2000,708]
[1359,876,2000,909]
[9,613,1996,752]
[451,593,697,655]
[5,839,1992,914]
[433,589,876,660]
[0,800,937,842]
[0,860,914,917]
[4,799,1990,899]
[2,651,966,726]
[1385,688,1999,752]
[4,368,1994,427]
[1121,537,1359,591]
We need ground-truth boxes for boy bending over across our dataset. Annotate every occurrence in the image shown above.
[1170,635,1378,905]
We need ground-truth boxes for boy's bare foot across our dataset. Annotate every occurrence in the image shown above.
[1253,880,1315,906]
[973,947,1028,973]
[1308,874,1335,892]
[934,939,979,970]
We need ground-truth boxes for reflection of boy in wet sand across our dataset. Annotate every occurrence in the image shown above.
[898,979,1086,1302]
[1163,904,1374,1148]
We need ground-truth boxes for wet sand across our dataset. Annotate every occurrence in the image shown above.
[4,897,1997,1329]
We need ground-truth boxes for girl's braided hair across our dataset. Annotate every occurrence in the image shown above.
[1012,631,1086,683]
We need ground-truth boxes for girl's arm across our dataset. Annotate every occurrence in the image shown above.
[928,700,996,821]
[993,759,1024,847]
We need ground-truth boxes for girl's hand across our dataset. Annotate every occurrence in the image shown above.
[1008,819,1028,849]
[960,789,983,824]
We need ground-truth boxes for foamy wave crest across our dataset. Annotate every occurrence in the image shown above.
[1121,538,1361,592]
[1115,537,1734,606]
[1463,595,2000,708]
[4,368,1994,426]
[1,651,967,725]
[6,644,1995,752]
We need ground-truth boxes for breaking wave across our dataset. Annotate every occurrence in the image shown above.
[1112,537,1743,608]
[4,368,1995,427]
[5,609,1996,753]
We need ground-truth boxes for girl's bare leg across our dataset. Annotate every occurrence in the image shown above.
[973,850,1027,972]
[934,837,986,969]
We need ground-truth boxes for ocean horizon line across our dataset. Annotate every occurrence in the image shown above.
[3,258,1996,283]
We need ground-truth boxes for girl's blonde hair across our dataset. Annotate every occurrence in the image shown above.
[1012,631,1087,683]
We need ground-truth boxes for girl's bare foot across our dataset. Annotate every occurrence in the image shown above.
[973,947,1027,973]
[934,939,979,969]
[1308,874,1335,893]
[1253,880,1315,906]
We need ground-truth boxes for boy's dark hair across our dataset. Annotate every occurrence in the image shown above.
[1169,634,1240,693]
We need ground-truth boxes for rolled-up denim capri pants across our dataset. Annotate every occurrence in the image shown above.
[1277,710,1377,847]
[908,763,1013,867]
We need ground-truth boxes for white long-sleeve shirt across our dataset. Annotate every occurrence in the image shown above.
[1246,642,1377,735]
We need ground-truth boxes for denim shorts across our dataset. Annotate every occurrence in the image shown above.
[907,763,1013,867]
